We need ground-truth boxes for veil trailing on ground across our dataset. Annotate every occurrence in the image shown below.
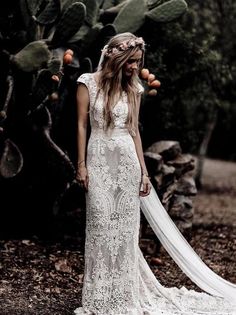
[140,183,236,304]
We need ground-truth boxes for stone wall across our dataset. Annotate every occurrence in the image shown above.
[140,140,197,256]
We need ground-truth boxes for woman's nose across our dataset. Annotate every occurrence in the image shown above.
[132,62,138,70]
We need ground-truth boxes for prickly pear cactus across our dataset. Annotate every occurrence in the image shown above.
[12,40,51,72]
[147,0,164,9]
[50,2,86,48]
[146,0,188,23]
[113,0,147,33]
[0,139,23,178]
[31,69,55,109]
[83,0,100,27]
[36,0,60,25]
[102,0,116,10]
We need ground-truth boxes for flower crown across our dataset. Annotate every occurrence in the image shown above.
[101,37,145,57]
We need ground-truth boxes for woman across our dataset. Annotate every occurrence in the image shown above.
[74,33,236,315]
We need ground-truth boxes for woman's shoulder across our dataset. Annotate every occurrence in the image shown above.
[77,72,94,84]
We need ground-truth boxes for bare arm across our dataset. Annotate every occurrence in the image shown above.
[76,83,89,190]
[132,95,151,196]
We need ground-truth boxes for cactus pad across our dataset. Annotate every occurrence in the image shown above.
[0,139,23,178]
[113,0,147,33]
[50,2,86,47]
[146,0,188,23]
[83,0,100,26]
[12,40,51,72]
[36,0,60,25]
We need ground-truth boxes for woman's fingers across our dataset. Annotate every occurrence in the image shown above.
[76,167,89,191]
[76,175,89,191]
[139,183,151,196]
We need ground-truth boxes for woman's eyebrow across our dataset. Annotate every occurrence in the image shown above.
[128,58,141,62]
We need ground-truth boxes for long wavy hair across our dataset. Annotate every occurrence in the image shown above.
[97,32,145,136]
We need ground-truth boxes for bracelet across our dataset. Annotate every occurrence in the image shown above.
[77,160,85,166]
[142,173,150,178]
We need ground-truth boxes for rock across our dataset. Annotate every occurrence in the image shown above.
[167,154,195,177]
[150,257,164,266]
[154,164,176,189]
[175,174,197,196]
[168,194,194,231]
[146,140,182,161]
[144,151,163,174]
[140,140,197,252]
[161,181,178,204]
[139,238,159,255]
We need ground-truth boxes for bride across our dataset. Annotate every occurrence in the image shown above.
[74,32,236,315]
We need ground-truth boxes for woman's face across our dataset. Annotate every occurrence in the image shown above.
[123,50,142,78]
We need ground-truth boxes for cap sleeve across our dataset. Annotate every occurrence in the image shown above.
[77,73,91,89]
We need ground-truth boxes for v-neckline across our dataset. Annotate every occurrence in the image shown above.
[90,72,127,110]
[91,73,99,90]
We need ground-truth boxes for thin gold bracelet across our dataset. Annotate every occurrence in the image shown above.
[77,160,85,166]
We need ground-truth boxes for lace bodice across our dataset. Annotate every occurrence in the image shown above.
[77,73,130,130]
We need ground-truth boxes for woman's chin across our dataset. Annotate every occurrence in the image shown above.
[124,71,134,78]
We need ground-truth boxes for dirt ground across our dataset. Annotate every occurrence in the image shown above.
[0,158,236,315]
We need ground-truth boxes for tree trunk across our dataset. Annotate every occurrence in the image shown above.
[195,108,218,189]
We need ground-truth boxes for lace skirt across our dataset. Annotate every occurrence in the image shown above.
[74,128,236,315]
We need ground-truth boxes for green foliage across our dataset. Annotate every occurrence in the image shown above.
[140,22,219,152]
[140,0,236,160]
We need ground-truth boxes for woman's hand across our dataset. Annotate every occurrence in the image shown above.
[76,164,89,191]
[139,174,151,197]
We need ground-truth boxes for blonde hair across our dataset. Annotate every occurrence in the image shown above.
[97,32,145,136]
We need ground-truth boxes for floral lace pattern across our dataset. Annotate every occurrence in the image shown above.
[74,73,236,315]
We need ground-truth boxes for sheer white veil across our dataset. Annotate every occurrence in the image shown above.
[96,44,108,72]
[140,182,236,304]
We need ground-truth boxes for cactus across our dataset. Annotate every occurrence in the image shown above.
[80,57,93,73]
[61,0,79,13]
[0,139,23,178]
[102,0,116,10]
[102,0,128,15]
[47,57,62,75]
[36,0,60,26]
[113,0,147,33]
[146,0,188,23]
[68,24,91,44]
[89,23,117,65]
[11,40,51,72]
[26,0,45,16]
[47,56,62,74]
[83,0,100,27]
[147,0,164,10]
[75,23,104,52]
[31,69,55,109]
[50,2,86,48]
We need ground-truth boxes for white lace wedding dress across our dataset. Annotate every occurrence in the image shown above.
[74,73,236,315]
